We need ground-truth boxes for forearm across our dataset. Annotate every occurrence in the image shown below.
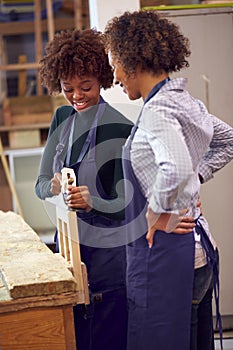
[199,115,233,183]
[35,175,53,200]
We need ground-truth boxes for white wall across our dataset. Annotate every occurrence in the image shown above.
[88,0,140,32]
[89,0,143,123]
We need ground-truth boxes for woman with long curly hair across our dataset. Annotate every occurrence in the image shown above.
[103,10,231,350]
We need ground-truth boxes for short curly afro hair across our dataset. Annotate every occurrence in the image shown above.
[103,10,191,76]
[39,28,114,95]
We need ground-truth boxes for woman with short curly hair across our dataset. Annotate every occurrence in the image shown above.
[104,10,225,350]
[35,28,133,350]
[39,29,113,95]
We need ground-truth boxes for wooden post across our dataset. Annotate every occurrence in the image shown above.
[0,136,24,217]
[46,0,55,41]
[74,0,82,29]
[18,55,27,97]
[0,37,7,102]
[34,0,43,96]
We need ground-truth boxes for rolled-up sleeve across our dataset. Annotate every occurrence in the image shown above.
[199,115,233,183]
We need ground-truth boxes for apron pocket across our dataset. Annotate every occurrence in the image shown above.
[126,243,150,308]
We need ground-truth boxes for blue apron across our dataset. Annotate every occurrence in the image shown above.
[122,79,195,350]
[195,219,223,350]
[53,99,128,350]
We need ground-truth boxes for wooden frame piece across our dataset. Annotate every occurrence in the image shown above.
[56,206,90,305]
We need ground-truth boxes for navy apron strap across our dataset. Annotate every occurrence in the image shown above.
[143,77,170,104]
[195,218,223,350]
[78,101,106,162]
[53,98,106,173]
[66,99,106,166]
[52,108,76,173]
[126,77,170,147]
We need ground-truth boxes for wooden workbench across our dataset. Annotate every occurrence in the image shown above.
[0,210,83,350]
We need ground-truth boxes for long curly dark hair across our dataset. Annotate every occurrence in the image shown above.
[39,28,114,95]
[103,10,191,76]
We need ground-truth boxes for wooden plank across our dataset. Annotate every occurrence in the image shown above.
[57,209,85,297]
[0,62,39,71]
[56,207,90,304]
[0,122,50,131]
[9,112,52,125]
[0,284,81,314]
[3,95,53,126]
[9,129,40,148]
[0,284,81,313]
[0,211,78,299]
[4,95,52,114]
[0,18,76,36]
[0,244,77,299]
[81,262,89,305]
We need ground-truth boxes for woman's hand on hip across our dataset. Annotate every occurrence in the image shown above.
[146,207,195,248]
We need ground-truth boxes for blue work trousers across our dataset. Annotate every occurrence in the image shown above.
[190,249,219,350]
[73,287,128,350]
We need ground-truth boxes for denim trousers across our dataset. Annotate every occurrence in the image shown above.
[190,249,219,350]
[73,287,128,350]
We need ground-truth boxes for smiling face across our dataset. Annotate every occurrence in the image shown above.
[108,52,141,101]
[60,75,101,112]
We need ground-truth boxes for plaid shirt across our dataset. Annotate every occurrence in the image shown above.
[131,77,213,217]
[130,77,233,267]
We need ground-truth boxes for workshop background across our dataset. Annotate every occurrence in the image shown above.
[0,0,232,346]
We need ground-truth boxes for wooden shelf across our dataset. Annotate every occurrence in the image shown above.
[0,17,76,36]
[0,123,50,132]
[0,122,50,149]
